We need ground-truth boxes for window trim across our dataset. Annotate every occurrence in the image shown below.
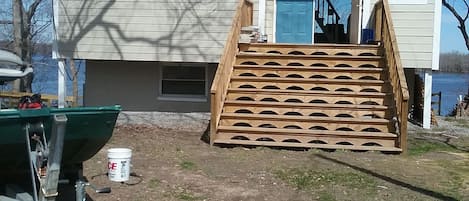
[158,62,208,102]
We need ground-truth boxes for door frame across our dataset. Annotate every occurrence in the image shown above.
[273,0,315,44]
[350,0,372,44]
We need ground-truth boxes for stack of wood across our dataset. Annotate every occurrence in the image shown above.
[413,74,438,125]
[431,110,438,126]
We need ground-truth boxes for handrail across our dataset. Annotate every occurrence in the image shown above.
[315,0,341,43]
[210,0,253,145]
[325,0,340,22]
[374,0,410,153]
[315,0,340,24]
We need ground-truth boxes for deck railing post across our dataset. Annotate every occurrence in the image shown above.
[375,0,409,153]
[438,91,442,116]
[210,0,254,145]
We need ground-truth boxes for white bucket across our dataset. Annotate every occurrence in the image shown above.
[107,148,132,182]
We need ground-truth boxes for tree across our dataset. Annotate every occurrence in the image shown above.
[1,0,51,92]
[443,0,469,51]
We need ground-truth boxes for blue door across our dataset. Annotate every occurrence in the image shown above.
[276,0,313,44]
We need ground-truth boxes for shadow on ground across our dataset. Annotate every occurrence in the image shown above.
[315,154,460,201]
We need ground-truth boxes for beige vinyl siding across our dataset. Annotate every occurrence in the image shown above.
[58,0,240,63]
[369,0,436,69]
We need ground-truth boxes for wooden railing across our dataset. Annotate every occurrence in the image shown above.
[0,91,75,108]
[210,0,253,145]
[374,0,410,152]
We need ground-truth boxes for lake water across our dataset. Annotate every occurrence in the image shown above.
[432,72,469,116]
[31,56,86,97]
[2,56,468,115]
[0,56,86,105]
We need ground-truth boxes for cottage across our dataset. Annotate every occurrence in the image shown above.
[56,0,441,152]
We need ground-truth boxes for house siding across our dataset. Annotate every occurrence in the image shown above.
[262,0,437,69]
[57,0,239,63]
[84,60,217,112]
[369,0,437,69]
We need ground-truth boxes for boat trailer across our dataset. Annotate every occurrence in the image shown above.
[0,111,110,201]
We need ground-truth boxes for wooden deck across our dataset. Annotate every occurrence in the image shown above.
[210,0,408,153]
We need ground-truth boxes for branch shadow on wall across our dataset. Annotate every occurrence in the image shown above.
[58,0,229,62]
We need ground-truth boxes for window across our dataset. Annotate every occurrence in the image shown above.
[160,63,207,99]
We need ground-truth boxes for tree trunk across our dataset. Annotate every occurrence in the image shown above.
[69,59,79,106]
[12,0,23,92]
[11,0,37,93]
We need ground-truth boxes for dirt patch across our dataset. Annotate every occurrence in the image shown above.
[80,122,469,201]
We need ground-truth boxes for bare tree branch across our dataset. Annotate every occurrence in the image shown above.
[0,20,13,24]
[28,0,44,22]
[443,0,469,51]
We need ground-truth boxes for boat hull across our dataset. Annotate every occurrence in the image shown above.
[0,105,121,175]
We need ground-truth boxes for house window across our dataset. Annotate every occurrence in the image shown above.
[160,63,207,99]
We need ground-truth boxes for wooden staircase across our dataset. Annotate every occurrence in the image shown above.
[210,0,409,153]
[212,43,401,152]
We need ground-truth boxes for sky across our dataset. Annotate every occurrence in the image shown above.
[440,1,469,53]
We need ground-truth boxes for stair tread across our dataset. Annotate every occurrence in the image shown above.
[218,126,397,138]
[231,76,385,85]
[224,100,388,110]
[244,43,380,49]
[234,64,383,71]
[220,113,390,124]
[227,88,388,97]
[237,52,382,60]
[213,139,402,152]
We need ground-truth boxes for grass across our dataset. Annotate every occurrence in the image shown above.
[174,190,203,201]
[318,192,336,201]
[408,138,459,156]
[274,168,376,191]
[180,160,197,170]
[435,160,469,199]
[147,178,160,189]
[443,117,469,128]
[175,191,198,201]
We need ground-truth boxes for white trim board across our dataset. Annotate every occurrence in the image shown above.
[432,0,442,70]
[389,0,428,4]
[423,70,432,129]
[258,0,266,35]
[273,0,277,43]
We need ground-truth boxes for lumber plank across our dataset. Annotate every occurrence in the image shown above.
[218,126,397,138]
[227,88,388,98]
[226,93,387,105]
[214,138,402,152]
[223,100,388,110]
[220,113,390,124]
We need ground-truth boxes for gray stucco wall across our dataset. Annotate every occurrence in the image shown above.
[84,60,216,112]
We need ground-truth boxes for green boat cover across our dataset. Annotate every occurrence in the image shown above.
[0,105,121,174]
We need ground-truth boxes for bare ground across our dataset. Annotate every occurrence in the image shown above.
[82,117,469,201]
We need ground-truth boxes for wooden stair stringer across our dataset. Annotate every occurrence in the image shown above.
[212,43,400,152]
